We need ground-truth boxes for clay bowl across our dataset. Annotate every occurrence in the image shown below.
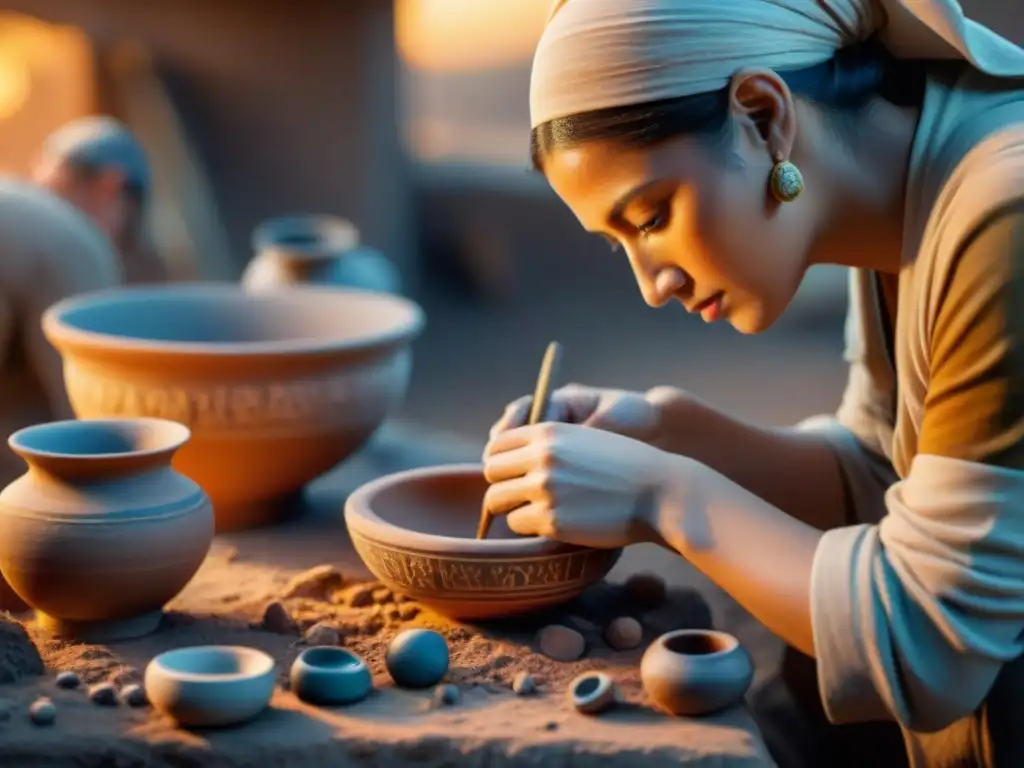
[290,646,373,706]
[344,464,621,620]
[145,645,276,727]
[42,283,424,531]
[640,629,754,716]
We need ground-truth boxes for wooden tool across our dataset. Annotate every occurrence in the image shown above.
[476,341,563,540]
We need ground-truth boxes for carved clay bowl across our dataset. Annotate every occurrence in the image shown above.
[344,464,622,620]
[42,283,423,531]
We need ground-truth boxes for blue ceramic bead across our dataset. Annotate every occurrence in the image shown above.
[290,647,372,706]
[385,629,449,689]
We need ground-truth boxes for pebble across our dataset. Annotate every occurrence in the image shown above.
[88,682,118,706]
[304,622,340,646]
[55,670,81,690]
[624,572,667,611]
[261,600,298,634]
[512,671,536,696]
[28,697,56,726]
[605,616,643,650]
[280,565,345,600]
[342,584,375,608]
[536,624,585,662]
[432,683,460,706]
[119,683,148,708]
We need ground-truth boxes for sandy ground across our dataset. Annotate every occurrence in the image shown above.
[0,426,777,767]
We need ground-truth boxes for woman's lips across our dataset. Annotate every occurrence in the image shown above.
[695,292,725,322]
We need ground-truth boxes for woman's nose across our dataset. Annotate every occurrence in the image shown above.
[638,266,687,308]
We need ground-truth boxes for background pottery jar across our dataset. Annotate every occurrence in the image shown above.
[42,284,424,531]
[0,418,214,642]
[243,214,401,294]
[640,629,754,717]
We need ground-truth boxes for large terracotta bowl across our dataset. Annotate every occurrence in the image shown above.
[344,464,621,620]
[42,283,424,531]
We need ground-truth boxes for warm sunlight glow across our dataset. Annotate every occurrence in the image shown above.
[0,51,29,121]
[396,0,549,70]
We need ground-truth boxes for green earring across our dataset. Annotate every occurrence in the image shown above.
[769,152,804,203]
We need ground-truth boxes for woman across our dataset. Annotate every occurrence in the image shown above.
[482,1,1024,766]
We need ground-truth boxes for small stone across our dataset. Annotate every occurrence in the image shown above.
[536,625,585,662]
[371,587,394,604]
[28,697,56,726]
[396,603,421,621]
[55,670,81,690]
[624,572,667,611]
[281,565,346,600]
[605,616,643,651]
[88,682,118,706]
[119,683,148,707]
[512,671,536,696]
[304,622,340,646]
[261,601,298,634]
[433,683,460,706]
[342,584,375,608]
[544,721,559,731]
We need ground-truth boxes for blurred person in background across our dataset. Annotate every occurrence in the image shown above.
[485,1,1024,766]
[0,116,154,488]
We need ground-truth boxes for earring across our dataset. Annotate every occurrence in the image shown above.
[769,152,804,203]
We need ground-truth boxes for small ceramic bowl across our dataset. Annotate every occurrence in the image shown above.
[567,671,617,715]
[344,464,621,619]
[640,629,753,716]
[145,645,276,727]
[290,646,372,706]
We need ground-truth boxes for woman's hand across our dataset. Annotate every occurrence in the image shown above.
[482,421,675,548]
[489,383,662,444]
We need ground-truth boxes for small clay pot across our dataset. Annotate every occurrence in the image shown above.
[640,630,753,716]
[567,671,617,715]
[145,645,275,728]
[344,464,621,620]
[244,214,401,294]
[42,283,423,531]
[290,646,372,706]
[0,418,213,642]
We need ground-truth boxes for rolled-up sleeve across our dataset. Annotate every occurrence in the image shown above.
[810,207,1024,732]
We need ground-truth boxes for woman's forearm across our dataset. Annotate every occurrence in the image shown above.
[650,454,822,656]
[646,386,850,531]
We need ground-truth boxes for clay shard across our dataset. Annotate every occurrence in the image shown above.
[281,565,346,600]
[0,612,44,683]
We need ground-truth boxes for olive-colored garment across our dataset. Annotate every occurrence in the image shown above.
[799,64,1024,767]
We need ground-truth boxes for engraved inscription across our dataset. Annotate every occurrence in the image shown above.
[355,537,612,596]
[64,351,410,435]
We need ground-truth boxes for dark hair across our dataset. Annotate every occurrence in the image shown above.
[530,38,929,170]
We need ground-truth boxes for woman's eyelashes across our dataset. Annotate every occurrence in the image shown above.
[635,202,671,237]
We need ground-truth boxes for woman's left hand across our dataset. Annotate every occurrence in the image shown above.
[482,422,673,548]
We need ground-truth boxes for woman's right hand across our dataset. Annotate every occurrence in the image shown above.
[489,383,663,444]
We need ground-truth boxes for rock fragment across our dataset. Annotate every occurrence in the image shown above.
[536,625,585,662]
[262,600,298,634]
[605,616,643,650]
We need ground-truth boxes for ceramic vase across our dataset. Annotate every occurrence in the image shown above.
[0,418,214,642]
[243,214,401,294]
[640,629,754,716]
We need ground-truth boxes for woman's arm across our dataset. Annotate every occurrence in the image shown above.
[646,386,857,531]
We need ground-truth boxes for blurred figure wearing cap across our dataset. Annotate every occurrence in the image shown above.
[0,116,156,499]
[31,115,162,284]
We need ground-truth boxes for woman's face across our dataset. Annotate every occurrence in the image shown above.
[541,126,816,333]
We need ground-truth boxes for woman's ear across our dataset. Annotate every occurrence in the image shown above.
[728,69,797,160]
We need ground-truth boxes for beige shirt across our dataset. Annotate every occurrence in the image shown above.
[0,178,122,483]
[800,64,1024,766]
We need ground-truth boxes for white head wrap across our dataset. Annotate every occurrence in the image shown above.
[530,0,1024,128]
